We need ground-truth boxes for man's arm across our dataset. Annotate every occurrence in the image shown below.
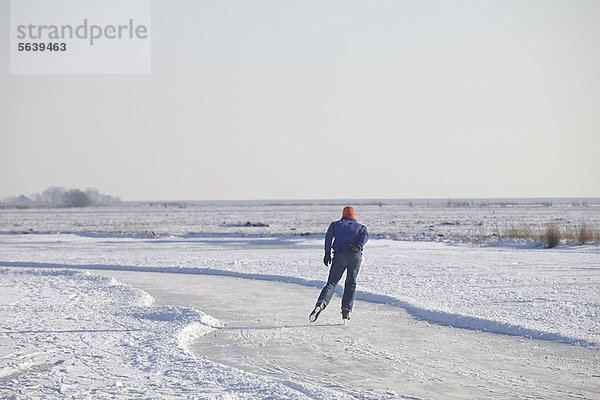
[324,222,335,253]
[356,225,369,249]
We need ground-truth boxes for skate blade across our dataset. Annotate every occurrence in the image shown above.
[309,307,321,323]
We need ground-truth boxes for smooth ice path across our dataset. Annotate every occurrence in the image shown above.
[98,270,600,400]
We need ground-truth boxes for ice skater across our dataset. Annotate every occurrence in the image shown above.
[309,206,369,322]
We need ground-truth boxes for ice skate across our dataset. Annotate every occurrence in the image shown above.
[309,302,326,323]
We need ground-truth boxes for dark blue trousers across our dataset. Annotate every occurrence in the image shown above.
[317,250,362,311]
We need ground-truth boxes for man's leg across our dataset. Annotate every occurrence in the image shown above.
[316,254,346,307]
[341,253,362,312]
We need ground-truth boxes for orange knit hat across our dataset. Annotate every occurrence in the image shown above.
[342,206,355,219]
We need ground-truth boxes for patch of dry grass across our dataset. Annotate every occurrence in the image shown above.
[501,222,599,247]
[563,222,599,244]
[577,223,597,244]
[504,224,538,240]
[545,224,561,248]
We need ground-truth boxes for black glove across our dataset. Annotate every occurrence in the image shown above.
[349,244,361,253]
[323,251,332,266]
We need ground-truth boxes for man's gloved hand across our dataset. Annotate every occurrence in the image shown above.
[349,244,361,253]
[323,251,332,266]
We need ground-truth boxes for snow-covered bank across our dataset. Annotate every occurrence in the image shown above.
[1,233,599,350]
[0,268,352,399]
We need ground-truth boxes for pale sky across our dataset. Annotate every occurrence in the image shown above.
[1,0,599,201]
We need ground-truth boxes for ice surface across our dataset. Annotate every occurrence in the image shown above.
[99,270,599,400]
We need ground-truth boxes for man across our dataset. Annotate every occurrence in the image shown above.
[309,206,369,322]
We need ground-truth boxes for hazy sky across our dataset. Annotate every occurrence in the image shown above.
[2,0,599,201]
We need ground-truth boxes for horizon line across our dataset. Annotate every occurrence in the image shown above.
[121,196,600,204]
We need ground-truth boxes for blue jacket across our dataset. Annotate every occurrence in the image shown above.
[324,217,369,253]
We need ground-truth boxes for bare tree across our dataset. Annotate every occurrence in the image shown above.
[63,189,92,207]
[40,186,67,205]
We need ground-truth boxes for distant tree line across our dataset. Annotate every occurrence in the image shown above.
[3,187,121,207]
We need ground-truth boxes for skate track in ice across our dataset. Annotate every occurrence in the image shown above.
[97,270,600,400]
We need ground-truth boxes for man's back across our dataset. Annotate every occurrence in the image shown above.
[325,218,369,253]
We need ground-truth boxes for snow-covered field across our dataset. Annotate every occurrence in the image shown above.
[2,200,599,242]
[1,203,599,399]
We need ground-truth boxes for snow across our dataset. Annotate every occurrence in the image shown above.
[1,204,599,398]
[0,268,351,399]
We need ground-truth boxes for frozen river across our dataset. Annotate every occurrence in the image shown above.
[97,270,600,400]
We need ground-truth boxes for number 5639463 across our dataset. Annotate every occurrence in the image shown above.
[18,42,67,51]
